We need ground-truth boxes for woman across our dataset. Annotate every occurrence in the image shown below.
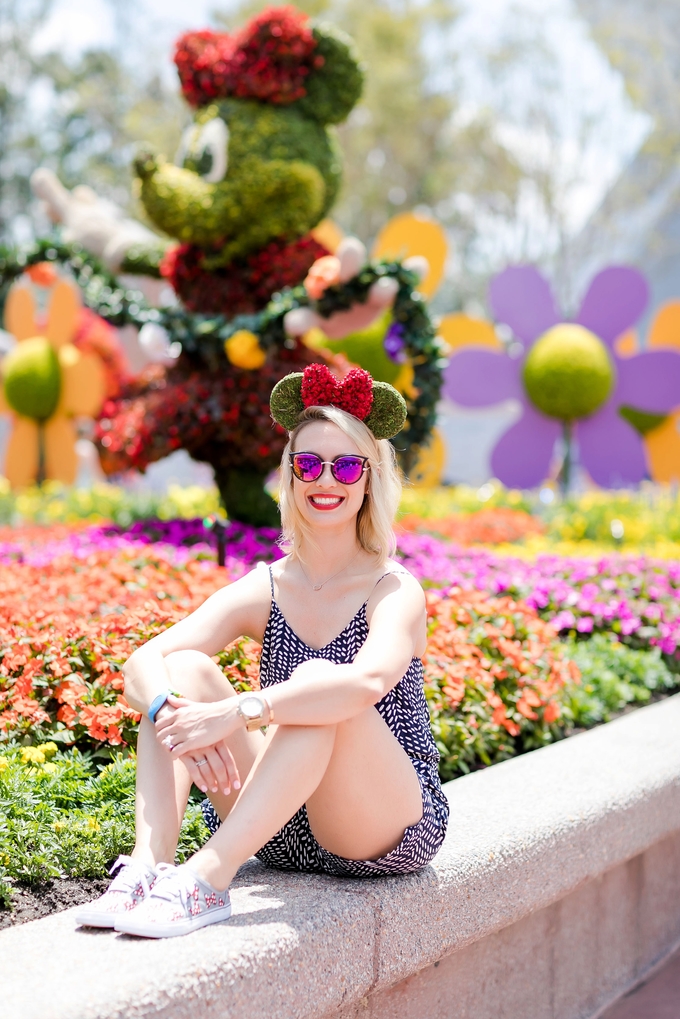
[76,364,449,938]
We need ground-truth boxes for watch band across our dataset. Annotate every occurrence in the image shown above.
[148,689,182,724]
[238,692,274,731]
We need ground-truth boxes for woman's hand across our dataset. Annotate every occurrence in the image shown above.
[155,694,240,758]
[179,741,241,797]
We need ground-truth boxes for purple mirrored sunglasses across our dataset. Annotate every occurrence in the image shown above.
[289,452,370,485]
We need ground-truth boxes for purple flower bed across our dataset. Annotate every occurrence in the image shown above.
[396,532,680,660]
[0,519,282,575]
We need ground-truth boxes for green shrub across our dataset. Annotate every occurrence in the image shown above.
[562,633,678,727]
[0,745,207,908]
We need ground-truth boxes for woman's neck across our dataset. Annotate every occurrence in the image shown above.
[297,529,364,577]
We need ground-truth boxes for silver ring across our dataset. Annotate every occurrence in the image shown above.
[163,736,174,750]
[194,758,208,767]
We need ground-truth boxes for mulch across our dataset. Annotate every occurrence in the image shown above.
[0,877,109,931]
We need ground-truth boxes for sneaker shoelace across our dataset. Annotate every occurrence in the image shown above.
[147,863,197,912]
[109,855,154,897]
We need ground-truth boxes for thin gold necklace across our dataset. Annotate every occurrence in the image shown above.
[299,548,362,591]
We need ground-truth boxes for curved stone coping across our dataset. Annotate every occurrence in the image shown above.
[4,694,680,1019]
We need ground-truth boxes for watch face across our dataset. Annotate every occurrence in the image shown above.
[240,695,263,719]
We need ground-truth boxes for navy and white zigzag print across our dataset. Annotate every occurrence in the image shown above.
[203,568,449,877]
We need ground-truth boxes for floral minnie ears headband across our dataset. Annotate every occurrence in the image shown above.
[270,364,407,440]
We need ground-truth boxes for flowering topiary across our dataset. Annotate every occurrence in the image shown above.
[16,7,441,522]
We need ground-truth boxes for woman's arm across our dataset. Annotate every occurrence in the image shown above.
[157,572,426,756]
[122,566,270,714]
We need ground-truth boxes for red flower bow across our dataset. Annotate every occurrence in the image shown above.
[301,364,374,421]
[174,6,322,108]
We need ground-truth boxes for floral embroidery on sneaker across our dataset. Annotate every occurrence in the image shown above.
[75,855,156,929]
[113,863,232,939]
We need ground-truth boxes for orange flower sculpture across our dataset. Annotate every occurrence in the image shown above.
[0,276,106,486]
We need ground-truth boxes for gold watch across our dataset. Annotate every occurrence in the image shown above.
[237,692,273,732]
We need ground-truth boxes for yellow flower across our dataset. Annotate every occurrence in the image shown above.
[42,762,58,773]
[224,330,266,370]
[0,757,9,773]
[41,742,58,759]
[0,278,106,488]
[21,746,45,765]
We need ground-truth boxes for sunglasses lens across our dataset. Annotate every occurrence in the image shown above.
[292,454,322,481]
[333,457,365,484]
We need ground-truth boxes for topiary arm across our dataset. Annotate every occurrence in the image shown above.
[31,168,167,276]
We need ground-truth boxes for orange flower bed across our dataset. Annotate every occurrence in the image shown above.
[0,548,578,780]
[0,549,258,749]
[423,588,579,779]
[399,507,544,545]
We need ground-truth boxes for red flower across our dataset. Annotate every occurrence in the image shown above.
[161,235,328,316]
[174,7,319,108]
[301,364,374,421]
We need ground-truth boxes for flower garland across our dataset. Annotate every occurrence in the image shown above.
[0,240,441,469]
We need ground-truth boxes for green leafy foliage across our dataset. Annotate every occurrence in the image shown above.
[0,745,208,906]
[562,634,678,727]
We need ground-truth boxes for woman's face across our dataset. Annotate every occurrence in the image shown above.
[291,420,369,533]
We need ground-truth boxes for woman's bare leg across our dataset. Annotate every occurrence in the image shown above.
[131,650,264,868]
[189,707,423,890]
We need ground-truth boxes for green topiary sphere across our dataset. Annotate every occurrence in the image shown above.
[3,337,61,420]
[522,324,614,421]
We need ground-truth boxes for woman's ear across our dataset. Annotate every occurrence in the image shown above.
[296,24,364,125]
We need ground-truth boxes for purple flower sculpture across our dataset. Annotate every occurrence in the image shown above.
[443,265,680,488]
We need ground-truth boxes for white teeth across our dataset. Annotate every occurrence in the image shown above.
[310,496,342,505]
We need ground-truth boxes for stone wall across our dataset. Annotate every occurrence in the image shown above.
[4,694,680,1019]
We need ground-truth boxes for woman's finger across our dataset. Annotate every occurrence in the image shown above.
[202,746,229,794]
[215,741,241,794]
[180,754,210,794]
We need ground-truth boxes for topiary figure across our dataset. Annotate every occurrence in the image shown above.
[27,6,441,522]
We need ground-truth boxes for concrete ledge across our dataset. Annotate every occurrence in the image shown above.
[4,694,680,1019]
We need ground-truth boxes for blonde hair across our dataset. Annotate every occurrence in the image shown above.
[278,405,402,563]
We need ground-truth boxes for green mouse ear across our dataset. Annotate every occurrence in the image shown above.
[270,372,305,431]
[365,382,408,440]
[296,24,364,125]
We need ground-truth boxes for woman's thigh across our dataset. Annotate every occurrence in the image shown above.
[305,706,424,862]
[164,650,265,819]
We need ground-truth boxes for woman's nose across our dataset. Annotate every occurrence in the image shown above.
[317,462,336,486]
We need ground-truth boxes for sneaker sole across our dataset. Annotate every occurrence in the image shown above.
[74,910,118,929]
[113,904,232,939]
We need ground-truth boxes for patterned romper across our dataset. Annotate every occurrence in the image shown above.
[204,566,449,877]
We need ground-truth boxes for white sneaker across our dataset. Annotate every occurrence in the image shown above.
[113,862,232,939]
[75,855,156,928]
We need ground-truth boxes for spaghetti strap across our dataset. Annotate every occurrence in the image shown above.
[371,569,409,593]
[267,565,275,600]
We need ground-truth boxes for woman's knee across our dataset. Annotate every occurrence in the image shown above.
[164,650,234,702]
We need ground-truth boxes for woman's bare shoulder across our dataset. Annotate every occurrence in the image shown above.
[371,559,425,605]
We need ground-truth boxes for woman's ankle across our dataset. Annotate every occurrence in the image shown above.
[187,848,235,892]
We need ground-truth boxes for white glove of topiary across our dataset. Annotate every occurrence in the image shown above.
[31,168,160,272]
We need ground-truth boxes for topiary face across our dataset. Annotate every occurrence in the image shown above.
[136,10,362,265]
[522,324,615,421]
[136,101,339,262]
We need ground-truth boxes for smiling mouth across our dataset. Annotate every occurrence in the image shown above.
[308,495,345,510]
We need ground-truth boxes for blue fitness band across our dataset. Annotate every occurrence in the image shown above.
[148,690,181,723]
